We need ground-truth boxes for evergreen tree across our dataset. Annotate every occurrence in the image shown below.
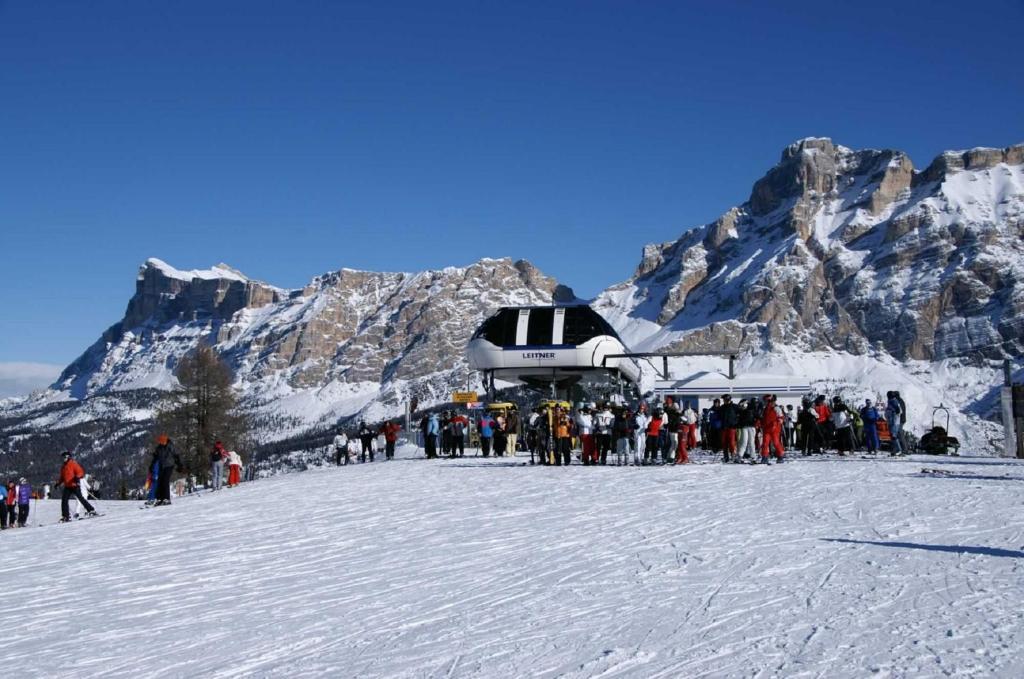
[155,344,248,483]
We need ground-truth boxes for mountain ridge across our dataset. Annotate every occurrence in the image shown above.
[2,136,1022,482]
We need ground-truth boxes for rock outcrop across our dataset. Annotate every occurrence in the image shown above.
[596,139,1024,362]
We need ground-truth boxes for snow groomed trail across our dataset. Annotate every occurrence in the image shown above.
[2,452,1022,678]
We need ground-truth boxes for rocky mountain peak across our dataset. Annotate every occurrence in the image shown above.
[598,137,1024,363]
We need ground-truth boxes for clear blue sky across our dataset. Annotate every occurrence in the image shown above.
[2,0,1022,370]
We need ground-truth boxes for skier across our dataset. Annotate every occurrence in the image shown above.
[576,406,595,465]
[425,413,439,459]
[4,480,15,528]
[812,396,832,453]
[719,395,739,463]
[553,407,573,466]
[211,440,228,489]
[885,392,904,456]
[56,451,97,521]
[759,395,785,463]
[505,407,520,458]
[736,401,757,461]
[665,399,682,463]
[331,430,349,466]
[593,404,614,465]
[783,405,796,448]
[831,402,855,455]
[74,473,95,518]
[614,407,633,465]
[682,401,699,450]
[894,390,908,452]
[707,400,722,454]
[226,450,243,486]
[450,412,467,457]
[151,436,183,505]
[493,412,507,456]
[477,412,496,457]
[380,420,401,460]
[440,411,452,456]
[16,478,31,527]
[645,408,662,465]
[358,422,375,462]
[632,404,649,466]
[674,408,689,464]
[861,399,881,454]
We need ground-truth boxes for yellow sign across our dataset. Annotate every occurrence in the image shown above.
[452,391,479,404]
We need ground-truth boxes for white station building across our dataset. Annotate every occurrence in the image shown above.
[653,370,813,412]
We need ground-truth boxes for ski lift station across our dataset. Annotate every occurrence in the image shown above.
[653,369,813,412]
[467,305,640,396]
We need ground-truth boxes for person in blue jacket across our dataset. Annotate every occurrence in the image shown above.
[478,413,496,457]
[860,399,881,454]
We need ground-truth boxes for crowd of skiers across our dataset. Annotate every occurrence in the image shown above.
[519,397,783,466]
[326,389,909,467]
[1,477,34,529]
[330,420,404,464]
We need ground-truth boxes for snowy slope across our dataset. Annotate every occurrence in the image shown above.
[3,452,1022,677]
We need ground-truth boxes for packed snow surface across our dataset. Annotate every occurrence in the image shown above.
[4,449,1023,678]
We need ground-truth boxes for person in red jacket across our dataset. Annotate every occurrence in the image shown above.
[379,421,401,460]
[56,451,97,522]
[2,480,16,529]
[759,395,786,464]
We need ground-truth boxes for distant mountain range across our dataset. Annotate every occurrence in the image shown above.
[2,137,1021,484]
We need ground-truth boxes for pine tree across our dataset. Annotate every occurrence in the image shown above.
[155,344,249,483]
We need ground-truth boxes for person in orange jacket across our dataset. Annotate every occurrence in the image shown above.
[759,395,786,464]
[56,451,97,522]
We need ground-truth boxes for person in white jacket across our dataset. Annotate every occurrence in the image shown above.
[593,405,615,465]
[73,473,92,519]
[575,408,595,465]
[632,406,650,466]
[332,430,349,466]
[682,402,699,450]
[227,450,244,487]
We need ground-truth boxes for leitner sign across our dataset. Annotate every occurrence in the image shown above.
[452,391,478,403]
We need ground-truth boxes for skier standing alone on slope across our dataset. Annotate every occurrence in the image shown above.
[56,451,97,521]
[150,435,183,506]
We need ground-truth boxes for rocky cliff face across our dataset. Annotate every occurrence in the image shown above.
[596,138,1024,362]
[52,257,574,429]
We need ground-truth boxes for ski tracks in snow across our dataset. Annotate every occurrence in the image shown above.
[0,454,1022,677]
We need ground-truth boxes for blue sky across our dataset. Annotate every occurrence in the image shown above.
[1,0,1022,382]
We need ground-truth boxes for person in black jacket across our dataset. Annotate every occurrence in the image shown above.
[151,435,183,506]
[358,422,375,462]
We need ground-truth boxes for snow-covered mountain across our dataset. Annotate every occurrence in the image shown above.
[2,137,1022,483]
[596,138,1023,359]
[0,258,573,481]
[594,138,1023,450]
